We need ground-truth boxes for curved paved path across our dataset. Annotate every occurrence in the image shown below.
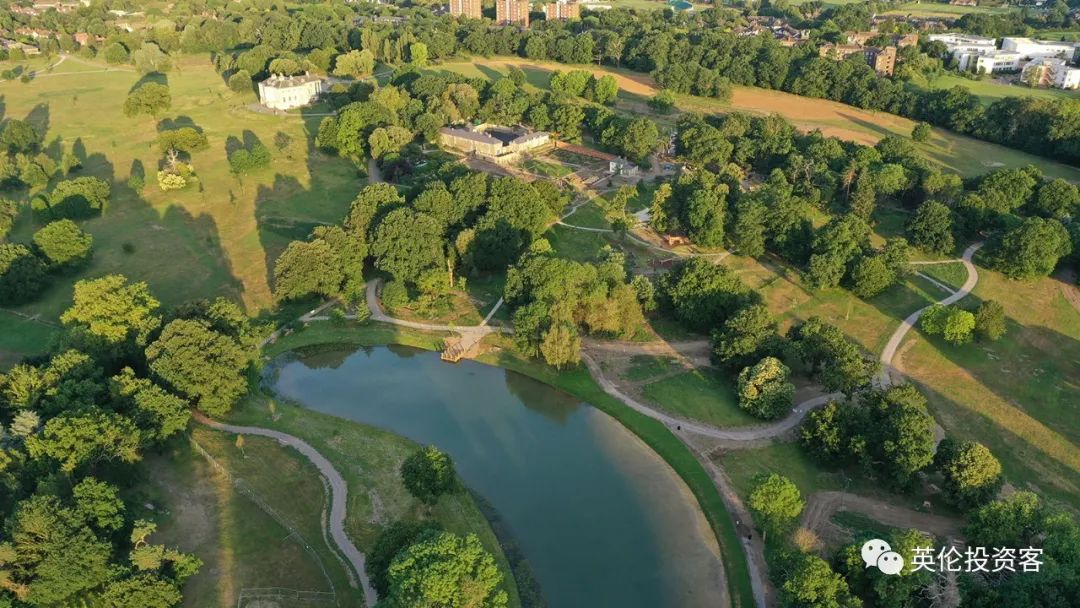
[193,412,378,607]
[582,353,842,442]
[878,243,982,387]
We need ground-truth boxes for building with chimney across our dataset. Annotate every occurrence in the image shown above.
[543,0,580,20]
[495,0,530,26]
[449,0,482,19]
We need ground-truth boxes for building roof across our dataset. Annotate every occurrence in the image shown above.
[1003,36,1080,48]
[260,73,323,89]
[440,127,504,146]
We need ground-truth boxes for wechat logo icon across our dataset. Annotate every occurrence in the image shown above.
[862,539,905,575]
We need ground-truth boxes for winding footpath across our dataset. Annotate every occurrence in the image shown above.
[193,412,379,607]
[217,244,981,608]
[878,243,982,387]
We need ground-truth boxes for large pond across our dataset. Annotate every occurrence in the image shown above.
[270,344,726,608]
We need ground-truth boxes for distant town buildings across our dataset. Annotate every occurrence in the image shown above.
[846,31,918,48]
[257,73,325,111]
[1022,57,1080,89]
[449,0,482,20]
[544,0,581,21]
[495,0,530,26]
[819,43,898,76]
[439,124,550,163]
[929,32,1080,78]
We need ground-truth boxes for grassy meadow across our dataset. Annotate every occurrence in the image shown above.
[0,54,360,323]
[916,72,1080,105]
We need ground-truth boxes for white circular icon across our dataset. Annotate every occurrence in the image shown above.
[861,539,892,568]
[877,551,905,575]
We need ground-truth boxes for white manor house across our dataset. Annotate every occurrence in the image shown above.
[257,72,325,111]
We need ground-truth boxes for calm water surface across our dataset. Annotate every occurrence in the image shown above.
[271,345,725,608]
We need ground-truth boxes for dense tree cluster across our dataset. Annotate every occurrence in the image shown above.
[505,246,645,368]
[800,384,936,488]
[0,273,259,606]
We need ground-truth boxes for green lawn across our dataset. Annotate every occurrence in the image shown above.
[717,443,933,512]
[562,200,612,229]
[624,354,684,382]
[0,312,59,369]
[522,158,572,178]
[884,1,1015,17]
[915,262,969,293]
[0,54,360,326]
[640,368,760,427]
[917,72,1080,105]
[133,438,341,608]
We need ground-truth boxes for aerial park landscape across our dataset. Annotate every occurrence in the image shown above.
[0,0,1078,607]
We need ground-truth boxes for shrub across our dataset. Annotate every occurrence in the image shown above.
[157,171,187,191]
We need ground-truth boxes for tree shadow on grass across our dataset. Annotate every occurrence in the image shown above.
[25,102,49,136]
[128,72,168,93]
[156,115,203,133]
[10,142,246,321]
[863,273,1080,508]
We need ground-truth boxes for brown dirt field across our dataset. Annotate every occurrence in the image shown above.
[466,58,915,145]
[800,491,964,542]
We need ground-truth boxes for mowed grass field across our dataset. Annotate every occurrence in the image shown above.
[443,58,1080,181]
[916,72,1080,105]
[0,54,360,326]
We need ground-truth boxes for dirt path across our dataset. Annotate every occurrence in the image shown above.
[878,243,982,387]
[1056,269,1080,314]
[801,491,964,541]
[193,412,378,607]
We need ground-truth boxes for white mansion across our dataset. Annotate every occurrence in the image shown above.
[257,73,325,111]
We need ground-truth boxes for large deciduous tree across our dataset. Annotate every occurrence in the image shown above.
[61,275,161,359]
[31,220,93,270]
[748,473,803,539]
[384,531,508,608]
[737,357,795,420]
[0,243,47,305]
[400,445,459,506]
[146,318,250,417]
[935,437,1003,508]
[989,217,1072,280]
[123,83,172,118]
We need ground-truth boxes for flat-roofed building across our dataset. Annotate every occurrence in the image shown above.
[440,124,550,163]
[1002,37,1080,61]
[1022,56,1080,89]
[927,32,997,56]
[956,49,1021,73]
[495,0,530,26]
[449,0,482,19]
[257,73,325,111]
[543,0,580,20]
